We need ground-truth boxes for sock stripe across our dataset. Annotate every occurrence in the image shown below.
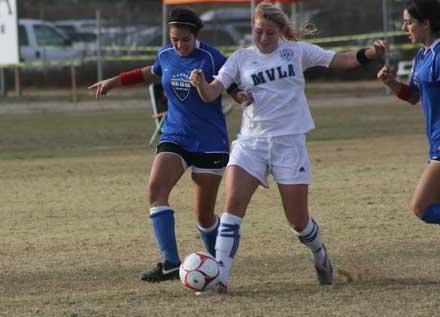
[219,223,240,235]
[219,223,240,258]
[313,246,322,254]
[150,209,174,218]
[230,235,239,258]
[150,207,173,218]
[299,224,318,243]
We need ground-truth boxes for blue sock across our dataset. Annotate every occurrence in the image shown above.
[418,204,440,224]
[197,216,220,257]
[150,206,180,265]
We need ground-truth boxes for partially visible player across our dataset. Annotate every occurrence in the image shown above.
[377,0,440,223]
[190,2,387,294]
[89,8,236,283]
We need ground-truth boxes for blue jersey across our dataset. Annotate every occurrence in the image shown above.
[152,41,229,153]
[410,40,440,159]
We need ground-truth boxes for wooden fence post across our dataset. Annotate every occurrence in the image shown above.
[70,63,77,103]
[0,68,6,97]
[14,66,21,97]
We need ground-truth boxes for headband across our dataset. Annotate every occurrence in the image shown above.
[168,21,200,28]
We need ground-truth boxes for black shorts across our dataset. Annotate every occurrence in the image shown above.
[157,142,229,170]
[430,156,440,163]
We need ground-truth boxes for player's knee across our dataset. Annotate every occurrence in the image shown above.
[197,213,216,228]
[290,221,307,233]
[409,199,425,217]
[147,182,169,205]
[224,195,247,215]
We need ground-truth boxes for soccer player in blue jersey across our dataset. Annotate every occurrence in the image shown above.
[89,8,237,282]
[378,0,440,225]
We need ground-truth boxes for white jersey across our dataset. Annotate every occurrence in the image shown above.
[216,41,335,137]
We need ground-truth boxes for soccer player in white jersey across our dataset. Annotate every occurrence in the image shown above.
[378,0,440,224]
[190,2,387,294]
[89,8,240,283]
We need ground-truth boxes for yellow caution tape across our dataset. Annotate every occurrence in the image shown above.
[308,31,406,44]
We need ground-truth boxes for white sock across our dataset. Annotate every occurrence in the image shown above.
[291,217,326,266]
[215,212,242,285]
[197,215,219,232]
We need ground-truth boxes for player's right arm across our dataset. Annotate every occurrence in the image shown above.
[377,65,420,105]
[189,69,225,102]
[88,66,160,100]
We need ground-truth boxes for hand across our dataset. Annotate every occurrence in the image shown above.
[236,91,254,107]
[377,65,395,85]
[88,77,117,100]
[368,40,389,60]
[189,69,205,87]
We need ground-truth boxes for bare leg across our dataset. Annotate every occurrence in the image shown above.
[278,183,333,285]
[145,153,185,270]
[192,172,222,255]
[410,162,440,223]
[147,153,185,206]
[191,173,222,227]
[224,166,260,217]
[216,165,260,286]
[278,183,309,231]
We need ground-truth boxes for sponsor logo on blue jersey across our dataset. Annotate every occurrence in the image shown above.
[170,73,191,101]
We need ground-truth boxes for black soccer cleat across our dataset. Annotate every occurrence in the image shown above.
[140,261,180,283]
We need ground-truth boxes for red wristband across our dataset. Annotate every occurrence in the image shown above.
[120,69,144,86]
[395,83,411,101]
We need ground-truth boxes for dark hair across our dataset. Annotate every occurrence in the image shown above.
[405,0,440,34]
[168,8,203,36]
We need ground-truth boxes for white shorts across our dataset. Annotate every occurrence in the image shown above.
[228,134,312,188]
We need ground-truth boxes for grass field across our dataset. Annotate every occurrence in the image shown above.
[1,99,440,316]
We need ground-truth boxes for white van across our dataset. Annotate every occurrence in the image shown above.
[18,19,84,64]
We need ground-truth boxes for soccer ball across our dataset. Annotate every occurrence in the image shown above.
[179,252,219,291]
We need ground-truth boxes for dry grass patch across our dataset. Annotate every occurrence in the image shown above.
[2,132,440,316]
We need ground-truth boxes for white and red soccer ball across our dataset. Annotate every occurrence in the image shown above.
[179,252,219,291]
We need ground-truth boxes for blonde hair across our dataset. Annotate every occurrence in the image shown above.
[254,2,317,41]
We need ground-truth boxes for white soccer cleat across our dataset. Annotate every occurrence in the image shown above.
[195,281,228,296]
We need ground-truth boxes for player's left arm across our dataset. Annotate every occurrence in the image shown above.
[213,51,242,103]
[329,40,388,70]
[226,83,241,104]
[226,83,253,105]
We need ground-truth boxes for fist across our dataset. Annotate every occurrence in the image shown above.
[236,91,254,107]
[189,69,205,87]
[372,40,389,59]
[377,65,395,84]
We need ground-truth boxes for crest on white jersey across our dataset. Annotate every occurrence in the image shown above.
[280,49,294,61]
[171,73,191,101]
